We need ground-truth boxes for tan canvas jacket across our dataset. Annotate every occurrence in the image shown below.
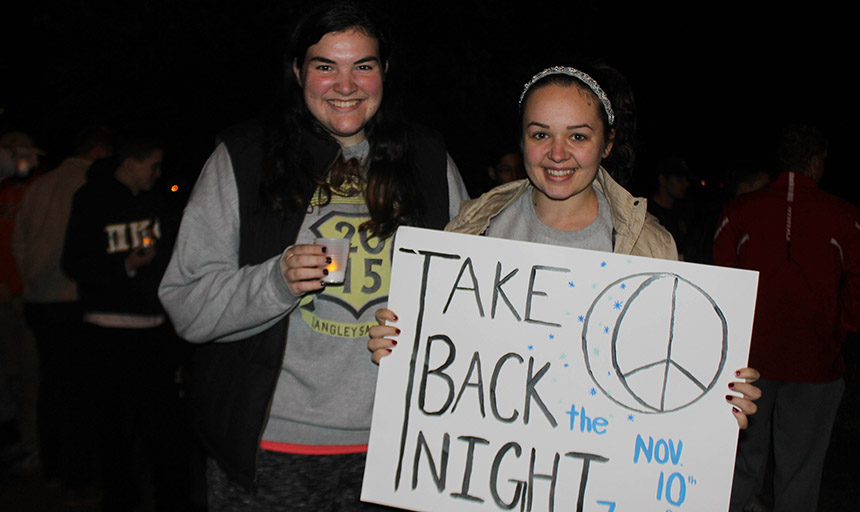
[445,167,678,260]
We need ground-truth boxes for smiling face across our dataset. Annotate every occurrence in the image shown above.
[521,83,614,214]
[294,29,385,147]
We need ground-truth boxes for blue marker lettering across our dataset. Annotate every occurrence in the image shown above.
[566,404,609,434]
[633,435,683,465]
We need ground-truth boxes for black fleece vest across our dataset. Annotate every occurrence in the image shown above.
[188,120,451,488]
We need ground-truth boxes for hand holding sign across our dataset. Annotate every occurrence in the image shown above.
[369,308,400,364]
[362,227,759,512]
[371,310,760,428]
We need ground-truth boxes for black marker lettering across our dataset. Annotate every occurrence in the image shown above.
[443,257,485,317]
[528,448,560,512]
[525,357,557,427]
[419,335,456,415]
[524,265,569,327]
[492,262,521,321]
[451,436,489,503]
[452,351,486,417]
[490,353,523,423]
[490,442,525,510]
[564,451,610,512]
[412,431,450,492]
[395,248,460,490]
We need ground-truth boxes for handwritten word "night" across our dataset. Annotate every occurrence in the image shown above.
[410,430,609,511]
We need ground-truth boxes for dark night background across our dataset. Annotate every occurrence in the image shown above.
[2,1,857,204]
[1,1,859,510]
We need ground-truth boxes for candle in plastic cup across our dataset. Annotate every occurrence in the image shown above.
[139,228,155,248]
[314,238,350,284]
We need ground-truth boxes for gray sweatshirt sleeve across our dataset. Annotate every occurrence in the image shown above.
[160,146,468,343]
[158,143,300,343]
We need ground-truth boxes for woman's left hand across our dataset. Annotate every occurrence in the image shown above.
[368,308,400,364]
[726,367,761,429]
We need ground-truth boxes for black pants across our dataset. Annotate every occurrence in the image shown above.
[23,301,90,484]
[729,378,844,512]
[80,322,194,511]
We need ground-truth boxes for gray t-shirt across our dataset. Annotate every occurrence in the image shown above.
[264,141,382,445]
[486,185,614,252]
[263,141,467,446]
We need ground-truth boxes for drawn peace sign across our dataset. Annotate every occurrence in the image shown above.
[581,273,728,414]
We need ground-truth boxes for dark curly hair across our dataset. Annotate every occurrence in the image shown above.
[260,0,424,239]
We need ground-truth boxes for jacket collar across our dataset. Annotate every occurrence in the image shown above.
[593,167,648,254]
[447,167,648,255]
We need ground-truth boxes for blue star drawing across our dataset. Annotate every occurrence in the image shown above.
[590,388,597,397]
[577,315,585,322]
[548,333,555,340]
[620,283,627,290]
[564,363,569,368]
[568,281,575,288]
[627,414,635,422]
[613,300,623,310]
[603,326,610,334]
[528,345,534,351]
[600,261,607,268]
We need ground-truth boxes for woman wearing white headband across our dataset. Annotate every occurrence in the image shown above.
[369,64,761,428]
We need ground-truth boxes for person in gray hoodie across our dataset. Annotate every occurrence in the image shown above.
[158,2,469,510]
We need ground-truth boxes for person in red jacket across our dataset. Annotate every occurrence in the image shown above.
[714,124,860,512]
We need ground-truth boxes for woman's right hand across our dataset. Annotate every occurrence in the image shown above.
[369,308,400,364]
[281,244,330,295]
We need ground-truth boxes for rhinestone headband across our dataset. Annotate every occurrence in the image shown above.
[518,66,615,125]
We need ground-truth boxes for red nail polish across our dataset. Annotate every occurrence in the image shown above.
[392,314,398,321]
[725,395,733,401]
[323,269,329,276]
[728,382,735,389]
[321,247,327,253]
[395,328,401,335]
[735,370,742,377]
[391,340,397,346]
[733,407,740,414]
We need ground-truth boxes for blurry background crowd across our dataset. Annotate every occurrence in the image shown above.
[2,1,857,510]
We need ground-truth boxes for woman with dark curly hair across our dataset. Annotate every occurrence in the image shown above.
[159,2,468,509]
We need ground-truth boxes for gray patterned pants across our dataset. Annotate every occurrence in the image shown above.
[207,449,399,511]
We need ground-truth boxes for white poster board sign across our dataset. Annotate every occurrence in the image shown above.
[362,227,758,512]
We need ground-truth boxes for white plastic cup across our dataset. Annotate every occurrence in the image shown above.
[138,227,155,248]
[314,238,350,284]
